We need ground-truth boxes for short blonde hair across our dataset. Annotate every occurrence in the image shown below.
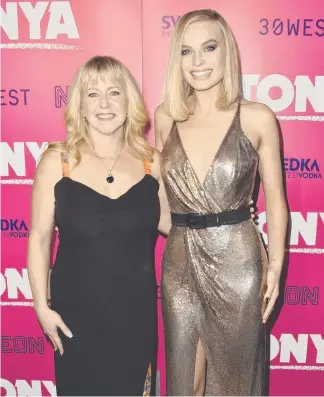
[163,9,242,121]
[47,56,154,163]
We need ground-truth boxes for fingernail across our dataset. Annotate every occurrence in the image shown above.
[68,332,73,338]
[60,351,63,356]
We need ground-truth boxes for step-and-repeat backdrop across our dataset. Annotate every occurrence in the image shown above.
[1,0,324,395]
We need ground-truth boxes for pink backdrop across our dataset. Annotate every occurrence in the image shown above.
[1,0,324,396]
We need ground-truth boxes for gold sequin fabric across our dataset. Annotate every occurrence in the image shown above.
[161,103,268,396]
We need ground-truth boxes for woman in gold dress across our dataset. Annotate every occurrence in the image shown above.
[155,9,288,396]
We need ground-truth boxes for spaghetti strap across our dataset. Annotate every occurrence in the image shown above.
[237,99,241,124]
[61,152,70,177]
[143,159,151,175]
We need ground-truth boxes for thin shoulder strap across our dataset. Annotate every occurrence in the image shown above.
[61,152,70,177]
[237,99,241,123]
[143,159,151,175]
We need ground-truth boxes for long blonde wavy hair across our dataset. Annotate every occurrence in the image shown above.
[163,9,242,121]
[47,56,154,162]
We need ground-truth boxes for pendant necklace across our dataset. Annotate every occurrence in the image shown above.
[92,143,125,184]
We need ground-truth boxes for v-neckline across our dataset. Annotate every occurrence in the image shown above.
[175,103,239,188]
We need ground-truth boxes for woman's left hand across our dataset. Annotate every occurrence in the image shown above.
[262,267,280,323]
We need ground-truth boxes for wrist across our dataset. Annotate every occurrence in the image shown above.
[34,300,49,313]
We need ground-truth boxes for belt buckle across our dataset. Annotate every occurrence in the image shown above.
[187,213,205,229]
[215,213,220,227]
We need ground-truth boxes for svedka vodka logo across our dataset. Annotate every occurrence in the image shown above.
[0,1,80,50]
[1,219,29,238]
[284,158,322,179]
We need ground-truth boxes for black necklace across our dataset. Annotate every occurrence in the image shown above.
[93,144,124,184]
[106,171,114,184]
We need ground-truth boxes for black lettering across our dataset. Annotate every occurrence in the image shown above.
[0,89,6,106]
[21,89,30,105]
[1,336,12,353]
[1,219,9,231]
[302,286,319,305]
[10,219,19,230]
[28,337,45,354]
[303,19,313,36]
[287,18,300,36]
[316,19,324,37]
[273,19,283,35]
[13,336,27,354]
[8,89,19,106]
[259,18,269,35]
[285,286,300,305]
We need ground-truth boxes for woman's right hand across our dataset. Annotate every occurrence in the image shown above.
[36,307,73,355]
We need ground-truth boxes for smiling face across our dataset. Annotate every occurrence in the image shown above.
[180,20,226,92]
[82,75,128,136]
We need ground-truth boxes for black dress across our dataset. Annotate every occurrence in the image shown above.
[50,154,159,396]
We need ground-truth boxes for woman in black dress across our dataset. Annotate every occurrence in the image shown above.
[27,56,171,396]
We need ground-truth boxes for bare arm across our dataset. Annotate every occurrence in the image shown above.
[27,151,60,310]
[151,150,171,236]
[253,104,288,321]
[154,104,173,151]
[27,150,72,353]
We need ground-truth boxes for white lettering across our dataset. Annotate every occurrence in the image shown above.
[1,142,25,176]
[1,269,32,299]
[270,334,324,364]
[280,334,308,363]
[0,1,79,40]
[1,268,52,300]
[310,335,324,363]
[19,1,48,40]
[0,142,47,177]
[243,74,324,112]
[46,1,79,39]
[0,379,56,397]
[258,211,323,246]
[0,2,19,39]
[290,212,318,245]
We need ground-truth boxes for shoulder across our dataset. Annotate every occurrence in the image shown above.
[34,149,63,183]
[240,100,279,137]
[154,104,173,136]
[241,100,277,123]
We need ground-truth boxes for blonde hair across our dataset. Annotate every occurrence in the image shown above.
[163,9,242,121]
[47,56,154,162]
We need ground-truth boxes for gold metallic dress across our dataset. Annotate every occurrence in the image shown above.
[161,103,268,396]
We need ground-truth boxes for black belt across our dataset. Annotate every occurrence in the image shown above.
[171,208,250,229]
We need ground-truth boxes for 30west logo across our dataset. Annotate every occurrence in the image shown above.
[284,158,321,179]
[1,89,30,106]
[260,18,324,36]
[1,219,29,238]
